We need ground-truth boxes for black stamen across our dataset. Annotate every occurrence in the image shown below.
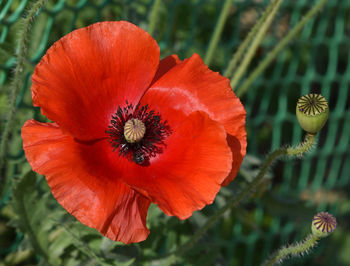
[106,101,171,165]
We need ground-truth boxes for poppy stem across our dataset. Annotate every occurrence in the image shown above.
[263,234,319,266]
[264,212,336,265]
[286,133,316,156]
[148,0,162,36]
[229,0,282,91]
[204,0,233,66]
[170,133,316,258]
[236,0,329,97]
[0,0,47,194]
[223,0,280,78]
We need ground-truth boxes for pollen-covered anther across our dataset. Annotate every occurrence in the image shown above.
[124,118,146,143]
[311,212,337,238]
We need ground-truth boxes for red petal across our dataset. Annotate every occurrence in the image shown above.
[222,129,247,186]
[107,111,232,219]
[22,119,150,244]
[151,54,181,85]
[147,53,246,185]
[32,21,160,140]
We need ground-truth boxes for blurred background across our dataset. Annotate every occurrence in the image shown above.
[0,0,349,265]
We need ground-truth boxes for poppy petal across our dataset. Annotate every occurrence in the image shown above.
[32,21,160,140]
[110,111,232,219]
[22,119,151,244]
[222,128,247,186]
[151,54,182,85]
[147,53,246,185]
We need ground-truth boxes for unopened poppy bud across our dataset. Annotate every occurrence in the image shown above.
[311,212,337,238]
[296,94,328,134]
[124,118,146,143]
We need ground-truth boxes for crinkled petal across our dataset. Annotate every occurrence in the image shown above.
[101,111,232,219]
[146,53,246,185]
[32,21,160,140]
[22,119,150,244]
[223,128,247,186]
[151,54,181,85]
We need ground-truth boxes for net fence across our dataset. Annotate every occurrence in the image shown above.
[0,0,349,265]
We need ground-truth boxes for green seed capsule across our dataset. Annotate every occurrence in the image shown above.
[296,94,329,134]
[124,118,146,143]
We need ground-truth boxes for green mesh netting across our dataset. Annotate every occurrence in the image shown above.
[1,0,349,265]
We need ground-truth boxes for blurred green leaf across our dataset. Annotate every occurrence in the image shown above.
[11,171,51,264]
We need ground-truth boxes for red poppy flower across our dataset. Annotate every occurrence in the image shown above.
[21,21,246,244]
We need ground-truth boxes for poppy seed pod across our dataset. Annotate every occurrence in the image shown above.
[296,94,329,134]
[311,212,337,238]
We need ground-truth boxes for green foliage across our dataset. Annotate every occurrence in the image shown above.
[1,0,349,265]
[9,170,141,265]
[10,171,51,264]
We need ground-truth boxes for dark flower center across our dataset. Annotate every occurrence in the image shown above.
[106,101,171,165]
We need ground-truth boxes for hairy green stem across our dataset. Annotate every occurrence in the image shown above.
[0,0,47,187]
[0,47,34,71]
[263,234,320,266]
[286,134,316,155]
[168,133,316,258]
[204,0,233,65]
[237,0,329,97]
[224,0,279,78]
[230,0,282,90]
[148,0,162,36]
